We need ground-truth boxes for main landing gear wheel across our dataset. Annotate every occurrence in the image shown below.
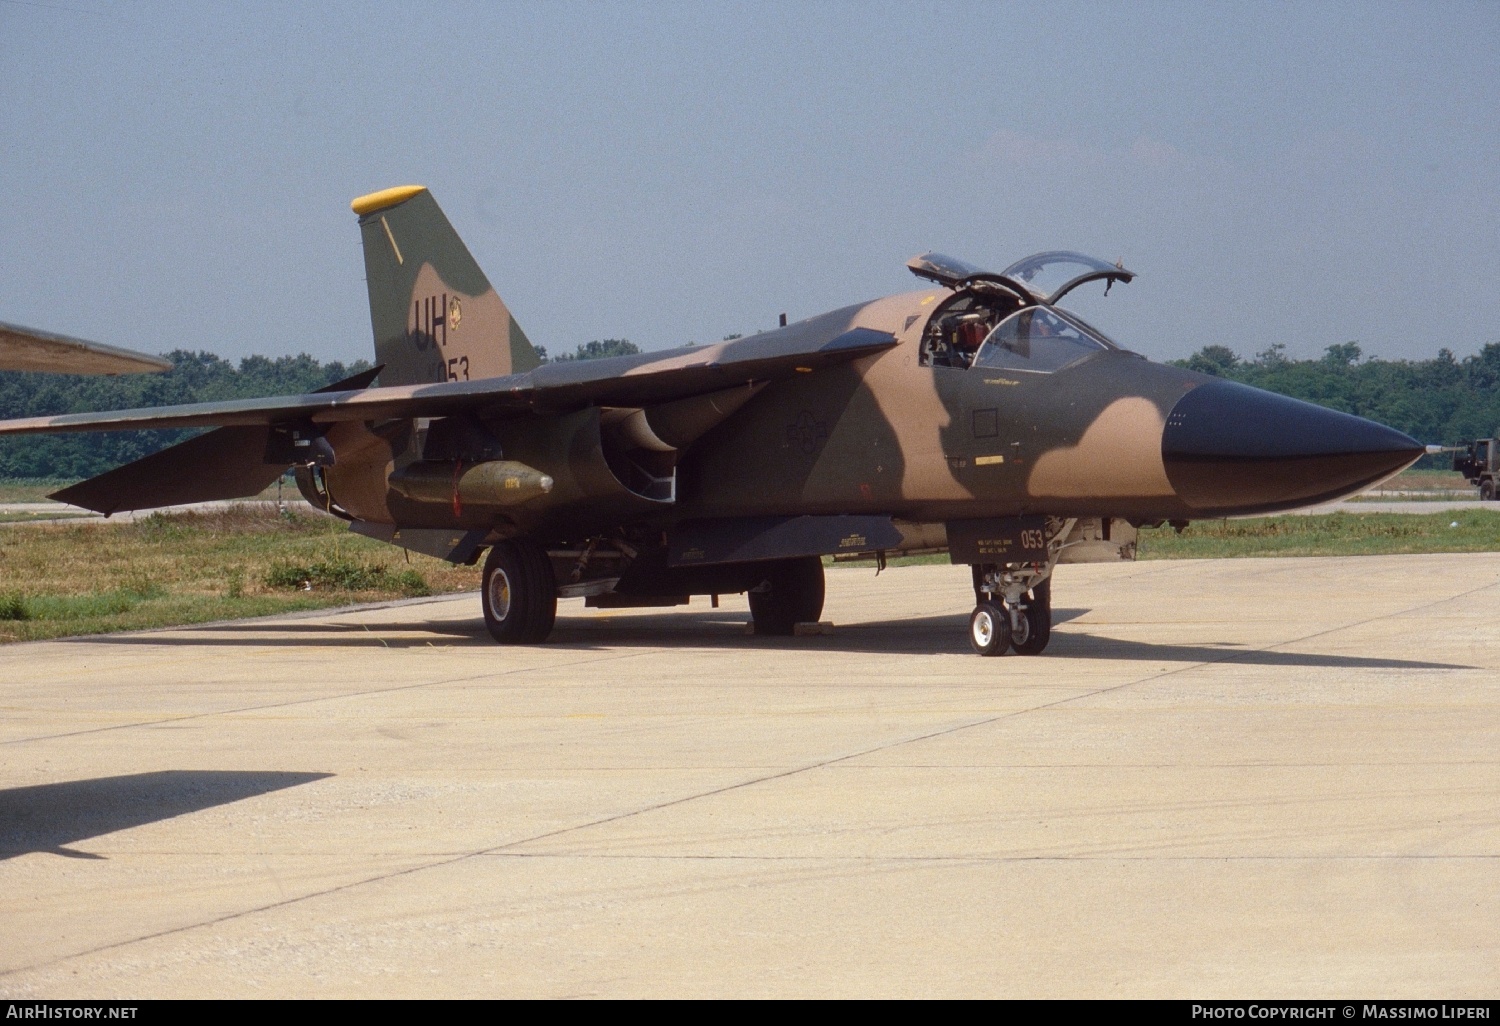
[969,602,1012,657]
[1482,481,1496,501]
[748,556,825,635]
[481,541,557,644]
[1011,578,1052,656]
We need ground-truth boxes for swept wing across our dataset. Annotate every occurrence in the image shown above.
[0,324,895,437]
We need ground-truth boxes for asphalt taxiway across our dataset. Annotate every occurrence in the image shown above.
[1,556,1496,998]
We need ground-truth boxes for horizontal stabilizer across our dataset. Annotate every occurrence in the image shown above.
[49,365,386,515]
[321,365,384,392]
[50,426,283,516]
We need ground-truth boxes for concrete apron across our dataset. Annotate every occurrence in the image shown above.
[0,556,1496,997]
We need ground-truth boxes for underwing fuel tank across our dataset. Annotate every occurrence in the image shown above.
[388,460,555,508]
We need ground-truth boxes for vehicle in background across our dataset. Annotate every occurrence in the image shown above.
[1452,436,1500,499]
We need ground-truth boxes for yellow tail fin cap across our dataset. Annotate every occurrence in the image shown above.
[350,185,428,216]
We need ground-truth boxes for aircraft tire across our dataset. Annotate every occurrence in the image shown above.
[1011,579,1052,656]
[1482,481,1495,501]
[482,541,556,644]
[748,556,825,635]
[520,541,557,641]
[969,602,1011,657]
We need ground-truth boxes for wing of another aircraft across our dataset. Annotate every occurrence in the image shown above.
[0,323,895,437]
[0,321,173,375]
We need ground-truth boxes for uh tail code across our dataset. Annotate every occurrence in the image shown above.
[410,294,470,380]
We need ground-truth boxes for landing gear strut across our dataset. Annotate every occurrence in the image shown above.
[1011,578,1052,655]
[967,517,1069,657]
[482,540,557,644]
[969,565,1053,657]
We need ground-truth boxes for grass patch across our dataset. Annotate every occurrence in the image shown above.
[0,503,478,643]
[1347,493,1474,502]
[266,555,430,596]
[1139,509,1500,559]
[0,478,76,503]
[827,509,1500,568]
[1354,468,1474,499]
[826,553,949,569]
[5,494,1496,644]
[0,475,294,504]
[1367,469,1469,491]
[0,511,92,523]
[0,593,27,620]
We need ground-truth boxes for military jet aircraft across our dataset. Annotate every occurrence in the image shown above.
[0,185,1424,655]
[0,321,172,375]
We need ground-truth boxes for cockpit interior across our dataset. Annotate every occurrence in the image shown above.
[910,251,1135,374]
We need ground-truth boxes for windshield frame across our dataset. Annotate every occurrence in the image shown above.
[1047,306,1121,351]
[970,305,1114,375]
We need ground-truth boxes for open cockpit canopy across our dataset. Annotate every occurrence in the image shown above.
[1000,251,1134,304]
[905,253,1031,302]
[907,250,1134,305]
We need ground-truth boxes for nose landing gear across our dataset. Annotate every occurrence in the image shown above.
[969,565,1053,657]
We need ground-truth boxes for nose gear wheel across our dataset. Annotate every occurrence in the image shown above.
[1011,578,1052,656]
[970,602,1012,656]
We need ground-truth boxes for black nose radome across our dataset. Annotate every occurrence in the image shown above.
[1163,379,1424,515]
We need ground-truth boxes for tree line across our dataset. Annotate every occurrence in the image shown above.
[2,339,1495,480]
[1172,342,1500,465]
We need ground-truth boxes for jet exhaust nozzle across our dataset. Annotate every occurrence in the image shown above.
[1162,379,1424,516]
[388,460,555,507]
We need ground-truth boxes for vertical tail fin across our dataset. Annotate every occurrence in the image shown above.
[351,185,540,386]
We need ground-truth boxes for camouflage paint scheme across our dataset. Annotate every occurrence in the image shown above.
[0,321,172,375]
[0,186,1424,648]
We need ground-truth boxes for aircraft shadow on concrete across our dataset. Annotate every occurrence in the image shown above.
[78,609,1472,670]
[0,769,330,861]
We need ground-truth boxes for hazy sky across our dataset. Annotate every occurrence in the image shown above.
[2,0,1496,368]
